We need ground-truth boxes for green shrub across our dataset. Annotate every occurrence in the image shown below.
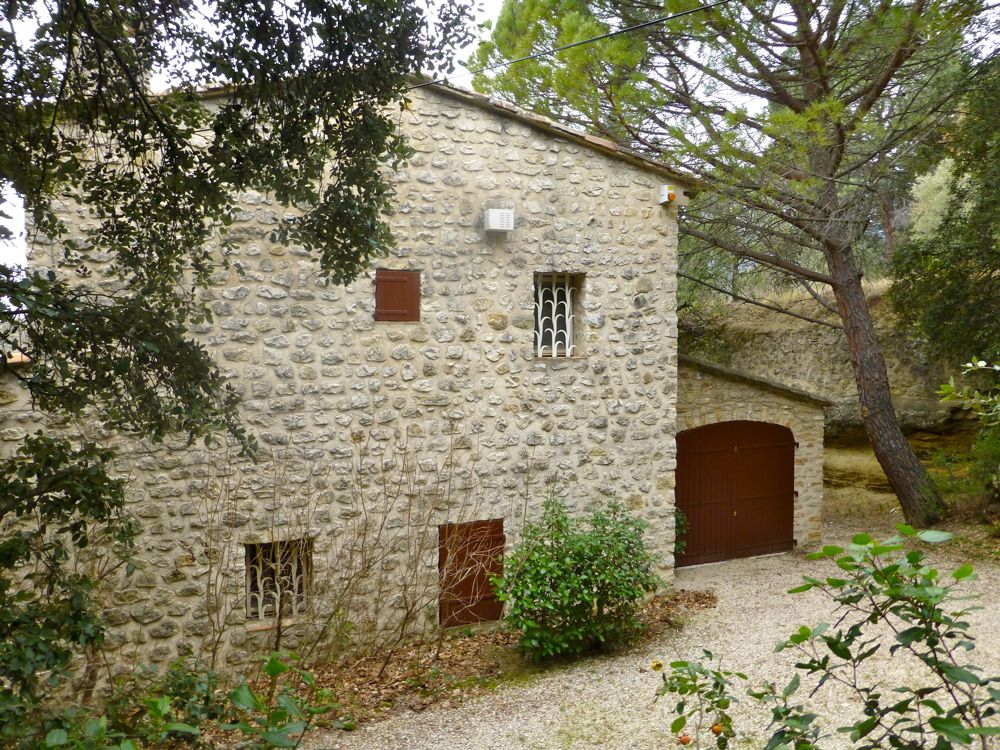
[495,492,660,660]
[970,423,1000,502]
[106,658,228,742]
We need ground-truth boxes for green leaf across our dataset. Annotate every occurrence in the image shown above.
[165,722,200,735]
[896,524,917,536]
[896,626,926,646]
[782,674,800,697]
[953,564,975,580]
[671,715,687,733]
[918,530,954,544]
[263,654,289,677]
[262,731,299,748]
[231,683,265,712]
[277,693,306,720]
[851,533,873,545]
[788,584,813,593]
[941,664,981,684]
[929,716,972,743]
[822,545,845,555]
[44,729,68,747]
[853,715,879,739]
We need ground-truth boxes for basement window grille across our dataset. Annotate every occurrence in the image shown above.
[534,273,582,358]
[245,539,312,620]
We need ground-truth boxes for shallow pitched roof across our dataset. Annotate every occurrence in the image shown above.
[679,353,833,407]
[190,78,697,195]
[424,82,696,194]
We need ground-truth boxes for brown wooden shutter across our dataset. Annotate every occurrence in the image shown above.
[373,269,420,321]
[439,519,505,627]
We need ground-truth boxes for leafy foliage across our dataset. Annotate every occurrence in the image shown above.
[674,507,689,556]
[660,526,1000,749]
[222,652,352,749]
[33,653,345,750]
[0,0,473,721]
[891,59,1000,364]
[106,659,229,741]
[773,526,1000,749]
[654,650,743,750]
[495,492,659,660]
[940,361,1000,503]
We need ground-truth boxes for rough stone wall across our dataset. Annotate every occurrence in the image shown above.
[676,363,825,548]
[1,85,684,673]
[695,299,973,435]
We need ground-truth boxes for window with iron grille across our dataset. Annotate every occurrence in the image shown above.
[245,540,312,620]
[534,273,583,358]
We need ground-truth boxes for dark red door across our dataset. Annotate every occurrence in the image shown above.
[439,519,505,627]
[676,421,795,567]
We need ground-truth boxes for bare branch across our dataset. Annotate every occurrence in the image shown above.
[677,271,843,328]
[681,224,836,286]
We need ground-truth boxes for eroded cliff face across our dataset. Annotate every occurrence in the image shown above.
[682,292,978,439]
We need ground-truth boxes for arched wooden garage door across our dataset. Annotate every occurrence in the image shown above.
[676,421,795,567]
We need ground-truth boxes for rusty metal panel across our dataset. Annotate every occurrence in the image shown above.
[439,519,505,627]
[373,269,420,321]
[676,421,794,567]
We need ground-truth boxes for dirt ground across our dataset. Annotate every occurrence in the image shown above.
[824,429,1000,561]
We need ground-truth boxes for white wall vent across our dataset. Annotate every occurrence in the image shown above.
[484,208,515,232]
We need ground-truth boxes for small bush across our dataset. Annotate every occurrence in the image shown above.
[970,423,1000,503]
[107,658,228,741]
[495,492,660,660]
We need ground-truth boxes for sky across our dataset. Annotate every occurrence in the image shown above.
[0,0,506,272]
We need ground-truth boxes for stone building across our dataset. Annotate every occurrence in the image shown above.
[0,83,825,671]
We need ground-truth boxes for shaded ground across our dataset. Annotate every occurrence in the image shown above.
[824,429,1000,562]
[217,590,717,740]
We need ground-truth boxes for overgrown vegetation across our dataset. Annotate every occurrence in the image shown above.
[494,492,660,660]
[891,58,1000,366]
[35,653,349,750]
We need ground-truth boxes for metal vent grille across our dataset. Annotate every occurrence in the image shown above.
[484,209,515,232]
[245,540,312,620]
[534,273,580,357]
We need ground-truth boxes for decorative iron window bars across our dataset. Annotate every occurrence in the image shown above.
[534,273,579,357]
[245,540,312,620]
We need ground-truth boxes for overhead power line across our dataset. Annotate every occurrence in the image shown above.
[410,0,736,90]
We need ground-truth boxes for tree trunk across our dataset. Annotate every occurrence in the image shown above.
[826,251,943,527]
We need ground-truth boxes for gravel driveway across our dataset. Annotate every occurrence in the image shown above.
[307,534,1000,750]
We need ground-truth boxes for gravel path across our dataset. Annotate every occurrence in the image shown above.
[306,535,1000,750]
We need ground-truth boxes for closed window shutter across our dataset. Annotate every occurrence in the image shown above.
[439,519,505,627]
[373,269,420,321]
